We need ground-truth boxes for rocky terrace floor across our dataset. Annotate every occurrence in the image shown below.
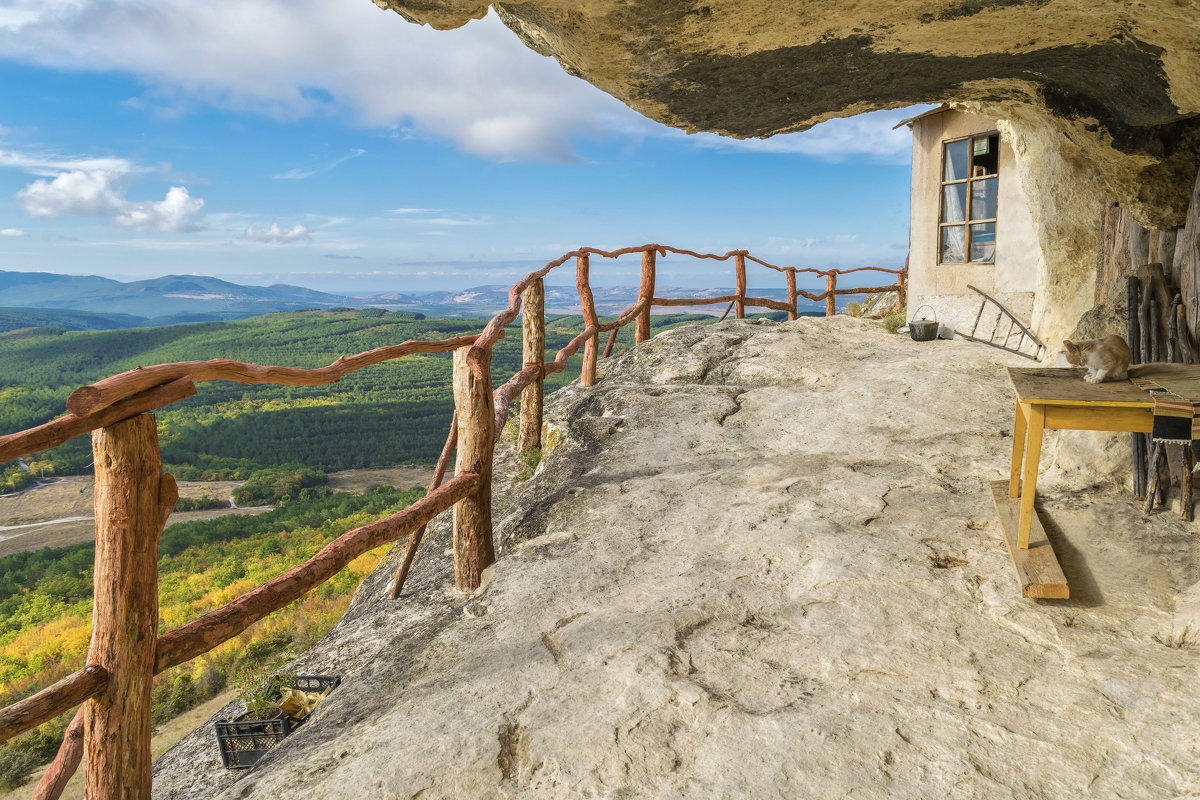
[153,316,1200,800]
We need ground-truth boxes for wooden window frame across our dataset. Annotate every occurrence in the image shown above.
[937,131,999,266]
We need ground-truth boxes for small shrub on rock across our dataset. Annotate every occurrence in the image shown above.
[516,447,542,482]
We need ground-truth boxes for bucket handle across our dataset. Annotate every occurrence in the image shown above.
[913,304,936,322]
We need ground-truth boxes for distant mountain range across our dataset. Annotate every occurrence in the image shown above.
[0,271,348,321]
[0,269,826,332]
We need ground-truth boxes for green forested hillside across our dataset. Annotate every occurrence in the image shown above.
[0,485,425,789]
[0,309,712,477]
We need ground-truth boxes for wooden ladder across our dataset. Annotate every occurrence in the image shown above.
[956,284,1045,361]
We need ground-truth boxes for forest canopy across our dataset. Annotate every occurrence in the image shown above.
[0,309,717,481]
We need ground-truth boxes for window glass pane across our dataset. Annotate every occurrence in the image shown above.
[940,225,965,263]
[970,178,997,220]
[969,222,996,262]
[972,134,999,176]
[943,140,969,182]
[942,184,967,223]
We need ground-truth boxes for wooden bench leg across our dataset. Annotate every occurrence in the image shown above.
[1009,399,1027,498]
[1017,404,1044,549]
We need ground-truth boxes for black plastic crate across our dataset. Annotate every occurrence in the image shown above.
[215,675,340,769]
[284,675,341,729]
[214,714,292,769]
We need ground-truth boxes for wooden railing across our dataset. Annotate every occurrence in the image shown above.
[0,244,904,800]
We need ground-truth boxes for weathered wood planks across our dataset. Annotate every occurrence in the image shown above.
[990,480,1069,600]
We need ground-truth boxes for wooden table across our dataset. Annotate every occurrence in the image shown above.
[998,367,1154,598]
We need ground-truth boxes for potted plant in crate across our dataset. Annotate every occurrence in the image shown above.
[236,655,294,721]
[214,657,340,769]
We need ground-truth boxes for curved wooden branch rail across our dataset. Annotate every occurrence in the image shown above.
[153,471,479,674]
[743,253,905,276]
[0,666,106,744]
[66,335,480,417]
[33,706,83,800]
[652,294,793,312]
[389,411,459,599]
[0,378,196,463]
[791,284,904,303]
[492,319,603,431]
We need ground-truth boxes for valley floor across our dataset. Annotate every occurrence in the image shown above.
[153,317,1200,799]
[0,466,434,558]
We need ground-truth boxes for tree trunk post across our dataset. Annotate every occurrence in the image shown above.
[636,248,655,344]
[85,414,175,800]
[1170,293,1182,363]
[452,348,495,591]
[1127,276,1146,498]
[518,279,545,452]
[577,254,599,387]
[734,253,746,319]
[825,272,837,316]
[786,268,798,321]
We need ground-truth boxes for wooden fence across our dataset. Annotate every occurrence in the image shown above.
[0,244,904,800]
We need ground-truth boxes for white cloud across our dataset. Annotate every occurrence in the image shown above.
[425,217,488,226]
[273,148,365,180]
[242,222,311,244]
[0,149,140,177]
[390,208,440,215]
[15,168,204,231]
[0,1,649,162]
[113,186,203,232]
[0,228,27,237]
[18,170,125,216]
[690,105,938,164]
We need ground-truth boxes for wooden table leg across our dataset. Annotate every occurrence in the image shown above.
[1009,399,1027,498]
[1017,403,1045,549]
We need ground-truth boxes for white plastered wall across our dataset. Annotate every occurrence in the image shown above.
[907,109,1044,338]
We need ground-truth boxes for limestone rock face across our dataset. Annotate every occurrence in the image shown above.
[375,0,1200,229]
[153,318,1200,800]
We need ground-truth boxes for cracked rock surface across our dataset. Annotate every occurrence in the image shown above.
[153,317,1200,799]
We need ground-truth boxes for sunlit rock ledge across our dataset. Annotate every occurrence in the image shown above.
[153,317,1200,800]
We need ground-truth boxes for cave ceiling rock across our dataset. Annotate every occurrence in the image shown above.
[374,0,1200,231]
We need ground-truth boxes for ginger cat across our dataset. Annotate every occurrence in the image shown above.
[1063,334,1132,384]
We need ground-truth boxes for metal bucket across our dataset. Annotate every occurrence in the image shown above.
[909,305,939,342]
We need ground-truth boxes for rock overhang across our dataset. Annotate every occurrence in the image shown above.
[373,0,1200,229]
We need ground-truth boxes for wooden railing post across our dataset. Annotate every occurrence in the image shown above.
[86,414,175,800]
[786,268,798,321]
[452,348,495,591]
[577,254,599,387]
[734,253,746,319]
[636,248,655,343]
[825,272,837,316]
[518,279,545,452]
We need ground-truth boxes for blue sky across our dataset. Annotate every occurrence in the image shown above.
[0,0,929,294]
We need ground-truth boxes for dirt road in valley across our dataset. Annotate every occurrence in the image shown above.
[0,466,432,558]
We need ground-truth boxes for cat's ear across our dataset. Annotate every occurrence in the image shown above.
[1063,339,1077,353]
